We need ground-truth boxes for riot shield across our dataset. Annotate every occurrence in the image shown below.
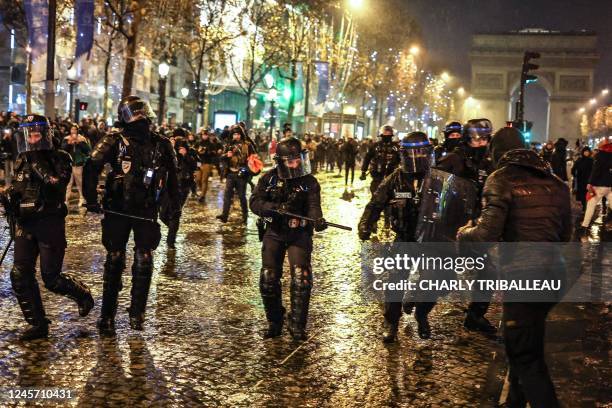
[415,168,478,242]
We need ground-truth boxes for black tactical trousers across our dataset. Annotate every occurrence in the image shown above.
[259,230,313,331]
[11,215,90,325]
[503,302,559,408]
[344,161,355,185]
[161,187,189,245]
[221,172,248,218]
[100,212,161,321]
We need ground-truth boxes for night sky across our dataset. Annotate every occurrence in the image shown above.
[401,0,611,90]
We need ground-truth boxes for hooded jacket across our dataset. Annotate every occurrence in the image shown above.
[588,146,612,187]
[550,139,568,181]
[457,149,571,242]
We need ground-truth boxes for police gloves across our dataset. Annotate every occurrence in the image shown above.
[358,228,370,241]
[85,203,103,214]
[360,173,367,181]
[314,217,328,232]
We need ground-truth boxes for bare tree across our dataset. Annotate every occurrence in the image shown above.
[229,0,285,128]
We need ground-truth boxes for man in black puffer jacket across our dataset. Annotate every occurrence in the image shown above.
[457,126,571,408]
[550,138,568,182]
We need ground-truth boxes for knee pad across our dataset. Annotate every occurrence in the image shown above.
[290,265,312,291]
[133,249,153,274]
[259,268,281,296]
[10,264,36,292]
[105,251,126,271]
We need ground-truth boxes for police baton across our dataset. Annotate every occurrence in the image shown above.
[83,206,156,223]
[275,209,352,231]
[0,236,13,268]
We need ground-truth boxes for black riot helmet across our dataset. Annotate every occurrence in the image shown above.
[443,121,462,139]
[463,118,492,146]
[274,137,311,179]
[118,95,156,124]
[379,125,395,143]
[173,127,188,138]
[400,131,432,175]
[16,114,53,153]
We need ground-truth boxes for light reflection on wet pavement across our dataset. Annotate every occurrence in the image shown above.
[0,170,609,407]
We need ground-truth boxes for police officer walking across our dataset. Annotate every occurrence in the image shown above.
[457,126,571,408]
[250,137,327,341]
[216,125,256,223]
[414,118,496,336]
[160,132,198,249]
[358,132,431,343]
[2,114,94,340]
[83,96,179,336]
[360,125,400,196]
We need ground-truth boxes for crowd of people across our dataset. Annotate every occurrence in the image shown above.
[1,98,610,408]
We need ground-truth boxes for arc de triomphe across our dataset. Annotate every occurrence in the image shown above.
[468,30,599,142]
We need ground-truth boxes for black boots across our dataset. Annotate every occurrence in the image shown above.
[382,320,399,343]
[464,311,497,334]
[128,249,153,331]
[260,268,285,339]
[415,311,431,339]
[46,274,94,317]
[98,251,125,336]
[11,266,50,341]
[288,265,312,341]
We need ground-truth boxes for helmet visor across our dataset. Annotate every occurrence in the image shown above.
[276,150,311,179]
[16,122,52,153]
[400,140,431,174]
[119,100,157,123]
[465,120,492,142]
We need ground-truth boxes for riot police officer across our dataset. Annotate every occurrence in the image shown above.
[434,121,463,162]
[358,132,432,343]
[250,137,327,341]
[414,118,496,336]
[160,132,198,249]
[83,96,179,335]
[360,125,400,195]
[216,125,256,223]
[2,114,93,340]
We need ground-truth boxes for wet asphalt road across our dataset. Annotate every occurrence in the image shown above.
[0,168,609,407]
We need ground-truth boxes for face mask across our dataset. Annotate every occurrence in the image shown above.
[443,138,461,152]
[471,146,488,162]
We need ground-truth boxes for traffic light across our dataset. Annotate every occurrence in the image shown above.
[78,101,88,111]
[515,51,540,122]
[522,121,533,143]
[521,51,540,85]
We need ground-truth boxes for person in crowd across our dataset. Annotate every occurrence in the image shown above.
[61,125,91,208]
[571,146,594,213]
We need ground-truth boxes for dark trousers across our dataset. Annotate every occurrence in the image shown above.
[260,231,312,324]
[13,216,68,289]
[161,188,189,245]
[344,161,355,185]
[221,173,248,218]
[503,302,559,408]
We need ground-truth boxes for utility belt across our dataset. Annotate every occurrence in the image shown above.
[256,215,309,241]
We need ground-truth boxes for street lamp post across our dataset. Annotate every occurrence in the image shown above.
[67,66,78,120]
[268,87,278,140]
[180,87,189,126]
[158,62,170,126]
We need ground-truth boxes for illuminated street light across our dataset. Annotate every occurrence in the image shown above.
[603,89,609,96]
[250,98,257,108]
[441,72,450,82]
[365,109,373,118]
[457,87,465,97]
[589,98,596,105]
[466,96,474,104]
[180,87,189,98]
[409,45,420,56]
[578,107,585,113]
[348,0,364,10]
[158,62,170,78]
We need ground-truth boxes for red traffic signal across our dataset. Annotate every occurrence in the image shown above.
[78,101,88,111]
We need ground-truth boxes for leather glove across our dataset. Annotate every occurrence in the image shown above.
[85,203,103,214]
[358,228,371,241]
[359,173,367,181]
[314,217,328,232]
